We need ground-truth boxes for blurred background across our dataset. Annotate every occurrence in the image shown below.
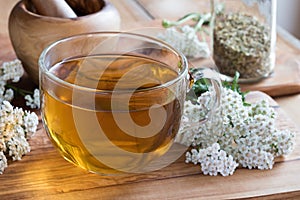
[1,0,300,40]
[277,0,300,39]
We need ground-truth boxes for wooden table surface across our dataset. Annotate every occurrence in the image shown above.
[1,0,300,199]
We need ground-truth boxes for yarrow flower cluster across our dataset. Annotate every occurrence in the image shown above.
[0,59,40,109]
[0,59,40,174]
[160,10,295,176]
[25,89,40,109]
[186,143,239,176]
[158,6,225,59]
[158,12,214,59]
[177,87,296,176]
[0,101,39,174]
[0,59,24,103]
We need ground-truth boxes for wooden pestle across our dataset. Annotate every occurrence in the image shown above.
[65,0,104,15]
[31,0,77,18]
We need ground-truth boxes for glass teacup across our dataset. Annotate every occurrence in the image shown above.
[39,32,221,174]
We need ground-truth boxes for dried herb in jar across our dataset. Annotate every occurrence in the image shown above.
[213,12,271,79]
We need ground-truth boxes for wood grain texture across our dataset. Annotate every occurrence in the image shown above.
[137,0,211,20]
[1,0,300,199]
[276,94,300,129]
[0,92,299,200]
[31,0,77,18]
[65,0,104,16]
[110,0,153,29]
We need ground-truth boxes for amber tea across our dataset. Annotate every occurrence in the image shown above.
[42,54,182,174]
[40,32,221,175]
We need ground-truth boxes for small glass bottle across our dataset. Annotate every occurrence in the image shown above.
[211,0,277,82]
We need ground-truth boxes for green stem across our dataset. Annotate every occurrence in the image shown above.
[6,84,33,96]
[193,13,211,32]
[231,71,240,91]
[162,3,224,29]
[162,13,201,28]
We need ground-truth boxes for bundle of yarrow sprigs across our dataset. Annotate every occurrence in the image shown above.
[176,74,295,176]
[157,13,211,59]
[0,59,39,174]
[158,13,296,176]
[157,4,224,59]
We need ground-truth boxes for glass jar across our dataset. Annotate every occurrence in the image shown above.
[211,0,277,83]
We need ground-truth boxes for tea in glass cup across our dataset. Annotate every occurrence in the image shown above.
[39,32,221,174]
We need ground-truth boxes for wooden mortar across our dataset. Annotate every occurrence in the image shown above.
[9,0,120,84]
[30,0,77,18]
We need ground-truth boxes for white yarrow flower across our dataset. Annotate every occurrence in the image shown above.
[180,87,295,176]
[7,134,30,161]
[0,59,39,174]
[2,100,13,113]
[158,25,210,58]
[0,152,7,174]
[0,59,25,104]
[3,89,14,102]
[0,101,39,174]
[0,59,24,82]
[25,89,40,109]
[186,143,239,176]
[23,111,39,138]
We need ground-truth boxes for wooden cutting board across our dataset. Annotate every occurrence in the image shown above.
[1,0,299,198]
[1,30,300,199]
[0,91,299,199]
[241,32,300,97]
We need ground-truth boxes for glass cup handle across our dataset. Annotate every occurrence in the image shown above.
[187,67,222,125]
